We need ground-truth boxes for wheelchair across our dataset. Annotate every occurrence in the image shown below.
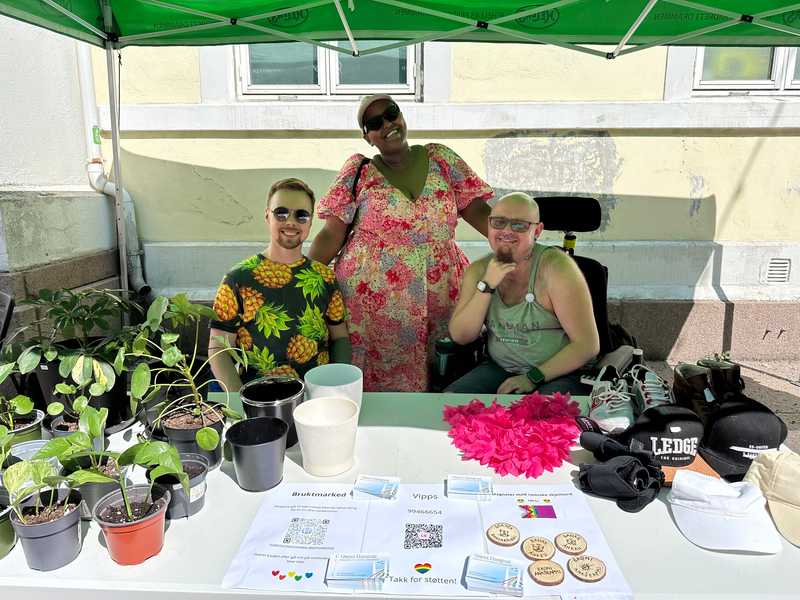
[431,196,613,392]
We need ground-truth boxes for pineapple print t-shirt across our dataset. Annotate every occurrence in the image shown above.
[210,254,346,381]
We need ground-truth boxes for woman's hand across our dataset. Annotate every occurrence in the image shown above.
[483,257,516,288]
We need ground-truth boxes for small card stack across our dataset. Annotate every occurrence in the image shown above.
[446,474,493,501]
[352,475,400,501]
[324,553,389,591]
[464,554,524,597]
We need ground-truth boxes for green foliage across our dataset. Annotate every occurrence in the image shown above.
[0,391,35,431]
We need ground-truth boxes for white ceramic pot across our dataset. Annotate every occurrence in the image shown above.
[292,396,358,477]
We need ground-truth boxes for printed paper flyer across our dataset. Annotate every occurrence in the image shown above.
[223,483,631,599]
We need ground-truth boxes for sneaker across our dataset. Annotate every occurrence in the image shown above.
[696,356,745,400]
[589,388,635,433]
[673,363,718,423]
[627,365,674,415]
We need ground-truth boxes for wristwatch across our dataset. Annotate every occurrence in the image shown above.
[476,280,495,294]
[526,365,545,388]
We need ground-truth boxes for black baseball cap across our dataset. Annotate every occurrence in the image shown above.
[615,406,704,468]
[699,397,788,480]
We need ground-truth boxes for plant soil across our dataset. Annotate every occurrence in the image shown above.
[21,503,78,525]
[163,407,223,431]
[98,499,166,524]
[98,456,119,478]
[11,415,37,431]
[55,420,79,432]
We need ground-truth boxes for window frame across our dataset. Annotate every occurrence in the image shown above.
[692,46,800,96]
[236,42,419,99]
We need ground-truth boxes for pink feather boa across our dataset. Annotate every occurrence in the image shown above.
[443,392,581,478]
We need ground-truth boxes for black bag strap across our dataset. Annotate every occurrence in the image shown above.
[336,157,370,261]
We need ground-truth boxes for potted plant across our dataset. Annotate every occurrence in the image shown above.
[13,288,143,428]
[34,405,115,519]
[0,364,41,445]
[146,452,209,519]
[44,384,106,450]
[3,458,82,570]
[0,426,16,560]
[129,294,242,468]
[66,438,187,565]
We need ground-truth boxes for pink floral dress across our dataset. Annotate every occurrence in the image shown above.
[318,143,493,392]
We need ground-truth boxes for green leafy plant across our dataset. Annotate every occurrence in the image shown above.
[128,294,242,451]
[0,363,33,432]
[2,459,71,524]
[12,288,143,399]
[0,426,14,469]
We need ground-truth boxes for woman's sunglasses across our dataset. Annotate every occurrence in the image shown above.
[362,103,401,133]
[488,217,538,233]
[272,207,312,224]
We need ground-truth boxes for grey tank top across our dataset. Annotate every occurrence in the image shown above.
[486,244,569,374]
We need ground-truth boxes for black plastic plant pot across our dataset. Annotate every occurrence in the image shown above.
[226,417,288,492]
[61,453,124,520]
[148,453,209,519]
[47,417,105,451]
[240,377,304,448]
[0,488,16,560]
[11,489,83,571]
[163,418,224,470]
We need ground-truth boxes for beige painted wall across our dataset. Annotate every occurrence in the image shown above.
[92,47,201,105]
[450,44,667,102]
[102,134,800,244]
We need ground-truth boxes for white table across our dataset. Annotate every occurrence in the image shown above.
[0,392,798,599]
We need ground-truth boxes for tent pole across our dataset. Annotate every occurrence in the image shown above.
[332,0,358,55]
[611,0,659,58]
[105,42,129,296]
[38,0,108,39]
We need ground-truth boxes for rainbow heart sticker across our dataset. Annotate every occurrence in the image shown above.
[414,562,432,574]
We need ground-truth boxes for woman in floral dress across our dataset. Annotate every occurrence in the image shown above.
[309,95,494,392]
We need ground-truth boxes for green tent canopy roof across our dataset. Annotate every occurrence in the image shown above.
[1,0,800,56]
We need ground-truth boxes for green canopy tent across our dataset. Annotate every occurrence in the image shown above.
[1,0,800,290]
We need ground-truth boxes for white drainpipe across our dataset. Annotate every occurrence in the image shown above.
[76,42,151,300]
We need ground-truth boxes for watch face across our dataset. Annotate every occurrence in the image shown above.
[477,281,487,292]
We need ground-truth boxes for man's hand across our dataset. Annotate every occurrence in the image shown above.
[484,257,516,288]
[497,374,535,395]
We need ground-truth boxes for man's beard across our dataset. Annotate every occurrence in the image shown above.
[277,232,303,250]
[496,247,515,264]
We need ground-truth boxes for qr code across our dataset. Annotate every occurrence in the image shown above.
[404,523,443,549]
[282,518,329,546]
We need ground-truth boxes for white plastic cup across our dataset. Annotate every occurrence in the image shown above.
[292,396,358,477]
[304,364,363,410]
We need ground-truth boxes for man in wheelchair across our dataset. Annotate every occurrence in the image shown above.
[446,192,599,395]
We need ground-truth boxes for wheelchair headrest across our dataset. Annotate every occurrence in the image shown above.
[535,196,601,233]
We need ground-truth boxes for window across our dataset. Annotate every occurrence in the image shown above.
[237,42,419,97]
[694,47,800,94]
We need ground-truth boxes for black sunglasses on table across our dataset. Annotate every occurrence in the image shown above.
[362,103,401,133]
[488,216,539,233]
[271,207,312,224]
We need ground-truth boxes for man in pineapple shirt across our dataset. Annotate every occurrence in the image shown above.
[209,178,351,392]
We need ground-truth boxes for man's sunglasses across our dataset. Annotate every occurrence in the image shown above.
[488,217,539,233]
[362,103,401,133]
[272,207,312,224]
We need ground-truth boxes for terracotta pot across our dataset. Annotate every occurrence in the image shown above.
[93,484,170,565]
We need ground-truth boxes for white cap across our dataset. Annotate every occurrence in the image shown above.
[668,470,781,553]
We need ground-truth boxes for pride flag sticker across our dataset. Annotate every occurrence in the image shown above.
[414,562,432,574]
[519,505,557,519]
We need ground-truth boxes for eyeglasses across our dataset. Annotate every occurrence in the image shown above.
[272,207,312,224]
[489,217,539,233]
[362,103,401,133]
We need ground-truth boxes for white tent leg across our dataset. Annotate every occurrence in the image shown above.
[105,43,129,295]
